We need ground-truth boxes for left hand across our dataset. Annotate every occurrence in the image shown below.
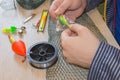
[49,0,86,21]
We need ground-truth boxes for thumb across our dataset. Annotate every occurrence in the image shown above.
[69,23,84,34]
[55,0,71,15]
[61,29,71,40]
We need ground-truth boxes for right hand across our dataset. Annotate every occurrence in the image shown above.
[61,24,100,68]
[49,0,87,21]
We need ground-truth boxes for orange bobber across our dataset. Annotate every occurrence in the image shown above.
[8,34,26,56]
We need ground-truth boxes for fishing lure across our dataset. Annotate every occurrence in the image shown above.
[37,10,48,32]
[58,15,70,27]
[2,26,17,34]
[56,15,72,32]
[2,26,26,36]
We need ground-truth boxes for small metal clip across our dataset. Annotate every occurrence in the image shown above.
[56,20,64,32]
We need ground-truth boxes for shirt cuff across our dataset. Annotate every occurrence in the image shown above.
[88,41,120,80]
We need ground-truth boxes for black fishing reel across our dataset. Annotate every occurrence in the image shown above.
[27,42,58,69]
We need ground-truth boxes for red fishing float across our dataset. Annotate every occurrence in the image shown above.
[8,34,26,56]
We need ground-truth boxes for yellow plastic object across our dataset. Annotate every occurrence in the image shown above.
[2,26,17,34]
[2,28,10,34]
[37,10,48,32]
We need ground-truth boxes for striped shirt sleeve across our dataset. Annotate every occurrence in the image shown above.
[88,41,120,80]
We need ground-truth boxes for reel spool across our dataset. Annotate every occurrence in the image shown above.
[27,42,58,69]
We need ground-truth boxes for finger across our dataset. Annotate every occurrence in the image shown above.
[49,0,63,20]
[61,29,71,40]
[55,0,71,15]
[65,7,84,21]
[61,29,71,51]
[62,49,66,57]
[69,23,84,34]
[62,50,68,61]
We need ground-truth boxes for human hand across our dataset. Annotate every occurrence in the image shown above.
[61,24,100,68]
[49,0,86,21]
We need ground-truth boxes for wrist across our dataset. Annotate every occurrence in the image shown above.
[88,40,100,68]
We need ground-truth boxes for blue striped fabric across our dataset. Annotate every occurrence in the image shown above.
[106,0,115,35]
[106,0,120,46]
[88,42,120,80]
[115,0,120,45]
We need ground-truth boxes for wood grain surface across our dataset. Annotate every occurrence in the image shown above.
[0,0,119,80]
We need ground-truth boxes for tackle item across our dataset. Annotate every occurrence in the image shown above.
[18,26,26,35]
[37,10,48,32]
[2,26,26,35]
[27,42,58,69]
[58,15,70,27]
[23,14,36,24]
[8,34,26,56]
[2,26,17,34]
[56,20,64,32]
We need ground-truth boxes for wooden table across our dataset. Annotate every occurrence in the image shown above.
[87,8,119,49]
[0,0,119,80]
[0,0,50,80]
